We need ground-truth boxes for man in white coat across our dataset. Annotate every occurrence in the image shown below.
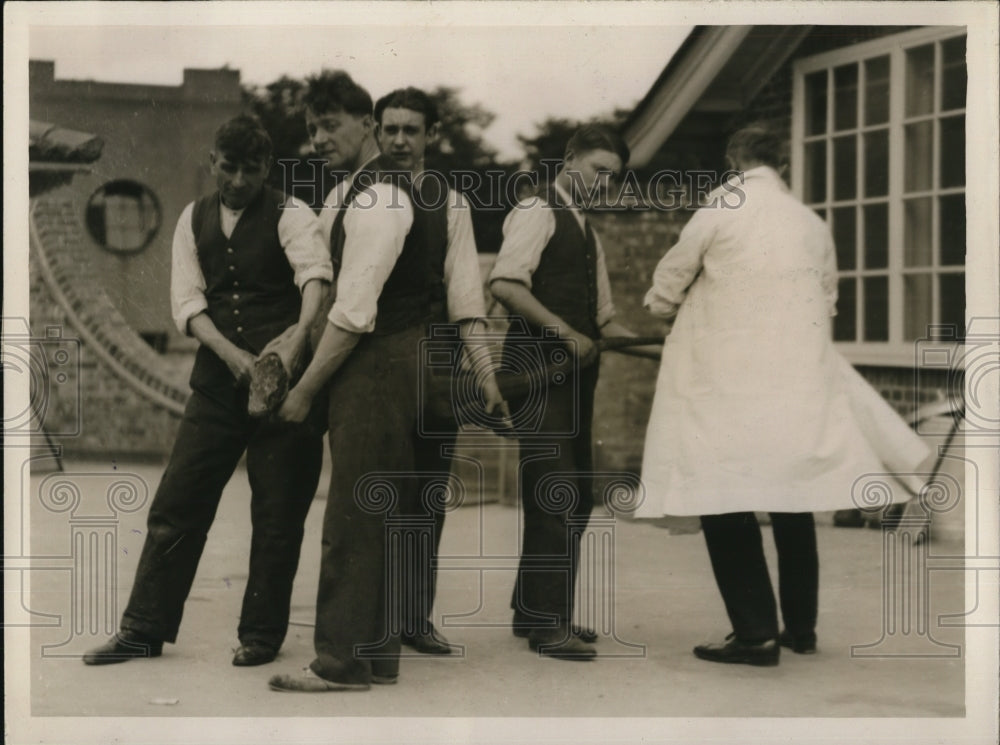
[638,126,929,666]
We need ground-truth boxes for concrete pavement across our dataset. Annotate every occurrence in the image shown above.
[24,457,967,720]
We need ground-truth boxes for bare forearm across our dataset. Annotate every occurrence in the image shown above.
[288,278,328,348]
[490,280,576,338]
[599,321,635,338]
[188,312,242,361]
[292,320,360,398]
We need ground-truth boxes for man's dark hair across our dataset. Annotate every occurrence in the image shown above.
[374,87,439,129]
[214,114,272,162]
[565,125,630,169]
[725,125,787,170]
[303,69,373,118]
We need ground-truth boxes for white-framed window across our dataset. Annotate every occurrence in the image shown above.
[792,26,966,367]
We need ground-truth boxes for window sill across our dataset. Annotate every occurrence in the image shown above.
[835,342,967,370]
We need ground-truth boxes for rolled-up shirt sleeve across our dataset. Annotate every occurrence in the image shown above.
[170,202,208,336]
[328,182,414,333]
[488,197,553,289]
[278,196,334,288]
[593,233,616,327]
[644,207,716,318]
[444,191,486,321]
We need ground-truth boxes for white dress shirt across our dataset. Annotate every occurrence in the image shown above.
[171,194,333,335]
[320,166,486,332]
[488,180,616,327]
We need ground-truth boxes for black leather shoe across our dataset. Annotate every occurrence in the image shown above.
[528,626,596,661]
[401,624,452,655]
[82,631,163,665]
[233,642,278,666]
[693,634,779,667]
[779,630,817,654]
[512,615,598,643]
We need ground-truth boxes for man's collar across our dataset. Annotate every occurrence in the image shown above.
[740,165,788,190]
[552,179,578,210]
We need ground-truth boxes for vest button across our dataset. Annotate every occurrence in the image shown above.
[233,281,240,287]
[229,265,236,271]
[227,247,234,254]
[232,294,240,301]
[233,309,240,316]
[236,326,244,333]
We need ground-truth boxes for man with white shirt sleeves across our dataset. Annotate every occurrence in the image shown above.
[489,126,638,661]
[83,114,332,669]
[372,87,507,656]
[269,71,454,692]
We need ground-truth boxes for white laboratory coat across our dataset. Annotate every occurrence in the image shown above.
[636,167,929,517]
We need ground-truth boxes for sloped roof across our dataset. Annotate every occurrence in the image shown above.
[624,26,812,166]
[29,119,104,166]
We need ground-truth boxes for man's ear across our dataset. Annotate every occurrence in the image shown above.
[427,122,441,144]
[208,150,218,170]
[262,155,274,179]
[362,114,374,133]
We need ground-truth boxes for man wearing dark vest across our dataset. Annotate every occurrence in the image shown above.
[489,126,638,661]
[373,86,508,656]
[268,71,460,692]
[83,114,332,668]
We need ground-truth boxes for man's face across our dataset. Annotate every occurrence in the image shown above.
[209,151,270,210]
[305,106,371,170]
[376,107,435,171]
[563,148,623,205]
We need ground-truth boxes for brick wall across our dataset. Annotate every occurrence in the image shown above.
[30,60,243,350]
[589,209,687,473]
[29,193,190,459]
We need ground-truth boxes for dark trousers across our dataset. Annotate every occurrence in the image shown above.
[121,374,323,648]
[511,364,599,625]
[311,326,424,685]
[401,416,457,636]
[699,511,819,642]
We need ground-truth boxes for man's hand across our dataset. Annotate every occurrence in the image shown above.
[481,375,511,421]
[223,348,257,387]
[277,385,312,423]
[563,331,598,368]
[260,324,305,377]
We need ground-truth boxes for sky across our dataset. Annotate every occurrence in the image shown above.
[28,23,690,161]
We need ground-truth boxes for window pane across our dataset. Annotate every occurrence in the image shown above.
[939,115,965,188]
[904,273,933,341]
[906,44,935,117]
[834,64,859,131]
[833,135,857,201]
[863,276,889,341]
[905,121,934,192]
[904,198,933,267]
[864,56,891,125]
[863,129,889,197]
[863,203,888,269]
[832,207,856,270]
[804,140,827,203]
[939,194,966,266]
[834,278,857,341]
[805,70,828,136]
[941,36,967,111]
[938,273,966,341]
